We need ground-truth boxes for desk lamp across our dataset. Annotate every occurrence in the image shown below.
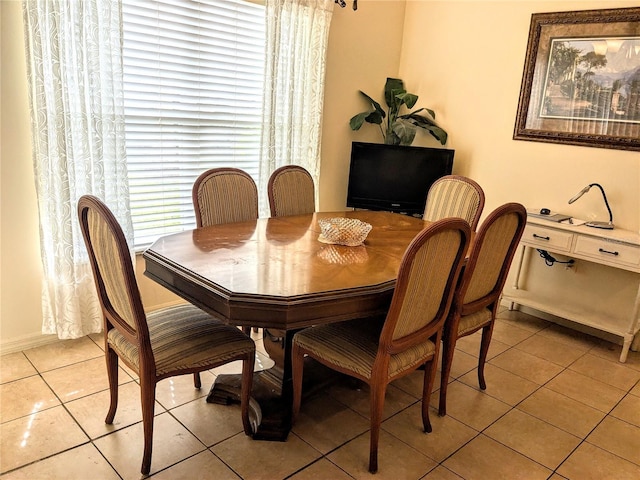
[568,183,614,229]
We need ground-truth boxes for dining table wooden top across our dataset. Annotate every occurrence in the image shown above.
[143,210,431,330]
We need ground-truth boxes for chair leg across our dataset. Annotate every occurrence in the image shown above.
[140,377,157,475]
[438,335,457,417]
[240,349,255,436]
[104,347,119,424]
[368,380,387,474]
[478,323,494,390]
[422,356,439,433]
[291,341,304,424]
[242,326,251,335]
[193,372,201,389]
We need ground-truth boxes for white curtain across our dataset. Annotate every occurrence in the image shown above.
[259,0,334,214]
[22,0,133,339]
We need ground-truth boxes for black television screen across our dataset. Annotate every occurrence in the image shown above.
[346,142,454,216]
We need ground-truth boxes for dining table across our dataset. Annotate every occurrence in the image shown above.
[143,210,431,440]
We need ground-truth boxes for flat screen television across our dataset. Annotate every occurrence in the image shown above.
[346,142,454,216]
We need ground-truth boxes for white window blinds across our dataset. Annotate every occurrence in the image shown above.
[122,0,266,248]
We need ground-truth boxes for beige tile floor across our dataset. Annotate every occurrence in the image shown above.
[1,309,640,480]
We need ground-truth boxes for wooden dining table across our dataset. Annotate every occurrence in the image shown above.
[143,210,430,440]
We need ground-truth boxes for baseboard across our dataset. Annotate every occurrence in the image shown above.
[0,332,60,355]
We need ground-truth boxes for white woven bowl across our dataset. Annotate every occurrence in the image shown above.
[317,217,372,246]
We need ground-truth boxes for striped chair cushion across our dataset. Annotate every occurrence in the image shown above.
[197,172,258,226]
[88,209,137,330]
[107,304,255,376]
[457,308,492,336]
[392,229,462,340]
[271,169,315,217]
[293,317,436,380]
[464,212,519,303]
[424,178,481,226]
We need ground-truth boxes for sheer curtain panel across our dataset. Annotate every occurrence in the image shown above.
[259,0,334,214]
[22,0,133,339]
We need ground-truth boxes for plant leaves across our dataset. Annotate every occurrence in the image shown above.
[396,92,418,109]
[427,125,448,144]
[365,110,384,125]
[358,91,386,118]
[351,78,448,146]
[397,113,448,144]
[349,112,369,130]
[402,111,438,127]
[384,133,401,145]
[349,110,384,130]
[384,78,404,107]
[392,119,417,145]
[406,107,436,121]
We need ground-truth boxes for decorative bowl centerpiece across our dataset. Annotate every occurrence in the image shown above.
[317,217,372,247]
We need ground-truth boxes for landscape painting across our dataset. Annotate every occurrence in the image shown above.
[513,8,640,152]
[540,37,640,124]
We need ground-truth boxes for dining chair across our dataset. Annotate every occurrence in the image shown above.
[438,202,526,417]
[192,167,259,334]
[423,175,485,230]
[192,167,259,227]
[267,165,316,217]
[291,218,471,473]
[78,195,256,475]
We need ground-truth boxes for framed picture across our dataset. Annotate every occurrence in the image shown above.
[513,7,640,151]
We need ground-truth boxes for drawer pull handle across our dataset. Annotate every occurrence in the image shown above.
[598,248,619,256]
[532,234,550,240]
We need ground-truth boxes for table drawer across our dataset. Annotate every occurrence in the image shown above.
[574,236,640,271]
[521,225,574,253]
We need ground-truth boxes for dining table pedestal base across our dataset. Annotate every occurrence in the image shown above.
[205,328,336,441]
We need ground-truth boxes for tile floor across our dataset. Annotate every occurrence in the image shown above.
[1,308,640,480]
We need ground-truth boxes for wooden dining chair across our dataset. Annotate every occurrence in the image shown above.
[192,167,259,227]
[438,202,526,417]
[292,218,471,473]
[192,167,259,334]
[78,195,256,475]
[423,175,485,230]
[267,165,316,217]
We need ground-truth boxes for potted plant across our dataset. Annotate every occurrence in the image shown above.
[349,77,447,146]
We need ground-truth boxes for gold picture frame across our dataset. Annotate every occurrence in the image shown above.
[513,7,640,152]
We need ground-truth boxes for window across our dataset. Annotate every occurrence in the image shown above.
[122,0,266,248]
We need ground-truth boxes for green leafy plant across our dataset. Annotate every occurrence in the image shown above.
[349,77,447,146]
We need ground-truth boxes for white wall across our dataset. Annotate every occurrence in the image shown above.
[2,0,638,352]
[0,0,409,351]
[399,0,640,345]
[400,0,639,232]
[319,0,407,211]
[1,1,50,351]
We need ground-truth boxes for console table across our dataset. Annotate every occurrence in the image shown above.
[502,215,640,362]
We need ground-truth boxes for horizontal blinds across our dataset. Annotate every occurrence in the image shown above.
[122,0,266,248]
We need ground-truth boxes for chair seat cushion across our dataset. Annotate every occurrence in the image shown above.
[458,308,492,336]
[293,317,436,380]
[107,304,255,377]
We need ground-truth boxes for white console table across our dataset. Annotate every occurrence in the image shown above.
[502,215,640,362]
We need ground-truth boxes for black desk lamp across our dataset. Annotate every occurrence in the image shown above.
[568,183,614,230]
